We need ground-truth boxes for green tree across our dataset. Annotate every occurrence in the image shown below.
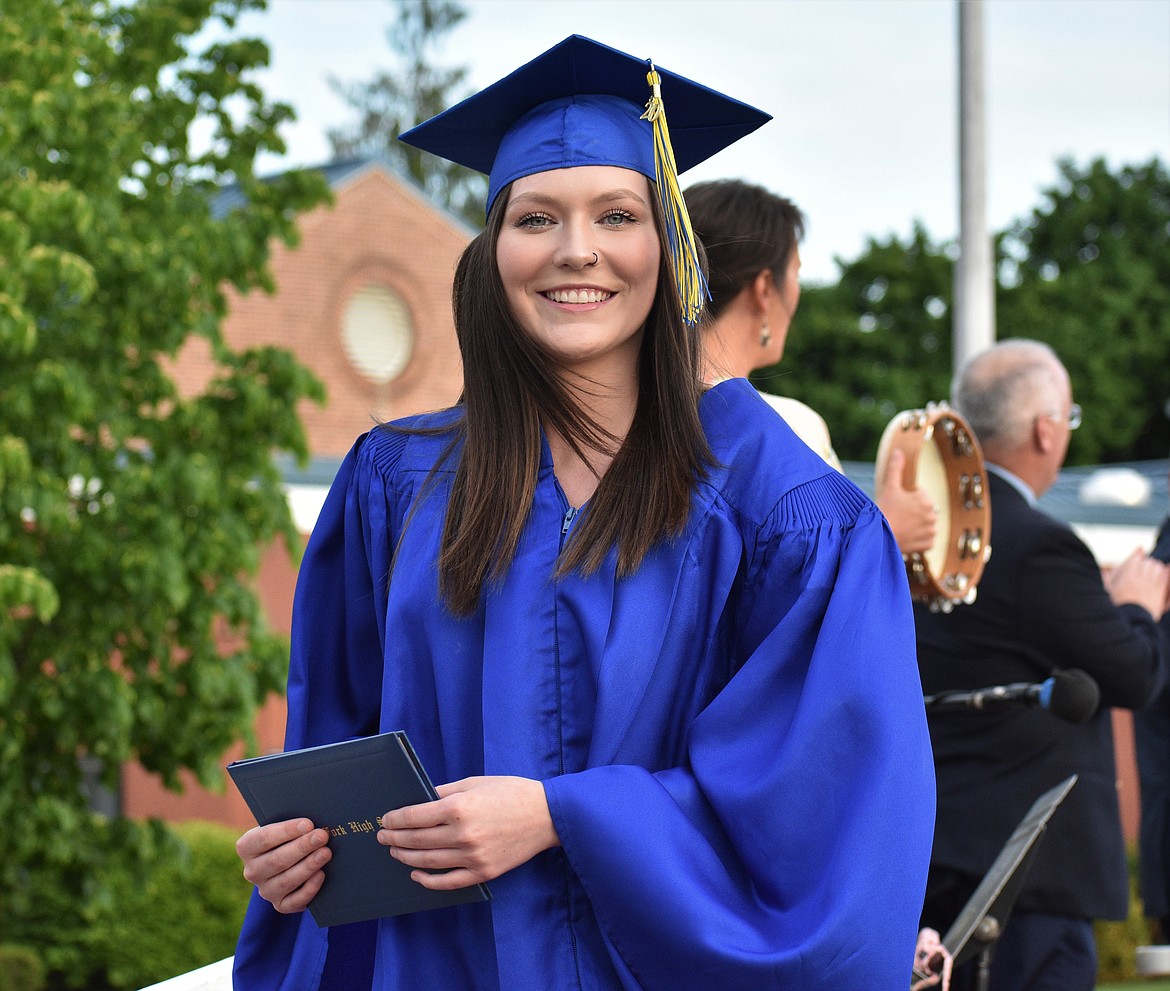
[328,0,486,226]
[0,0,328,981]
[755,158,1170,466]
[755,224,955,461]
[998,157,1170,464]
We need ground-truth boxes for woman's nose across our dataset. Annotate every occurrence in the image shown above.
[553,223,598,270]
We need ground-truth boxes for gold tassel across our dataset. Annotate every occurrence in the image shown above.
[641,64,709,325]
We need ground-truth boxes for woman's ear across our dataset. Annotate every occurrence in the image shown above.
[750,269,774,317]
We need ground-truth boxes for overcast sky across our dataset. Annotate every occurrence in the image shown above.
[231,0,1170,284]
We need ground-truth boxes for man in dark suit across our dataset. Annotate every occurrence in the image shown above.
[917,339,1170,991]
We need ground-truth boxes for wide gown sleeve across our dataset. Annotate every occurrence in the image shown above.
[544,476,935,990]
[233,433,394,991]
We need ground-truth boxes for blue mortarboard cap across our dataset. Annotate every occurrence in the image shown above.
[400,35,771,322]
[400,34,771,211]
[491,95,654,208]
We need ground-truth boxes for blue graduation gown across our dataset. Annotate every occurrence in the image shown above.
[233,379,934,990]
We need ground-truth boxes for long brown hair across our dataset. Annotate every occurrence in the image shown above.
[433,179,711,616]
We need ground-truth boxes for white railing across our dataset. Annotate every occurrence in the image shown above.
[138,957,232,991]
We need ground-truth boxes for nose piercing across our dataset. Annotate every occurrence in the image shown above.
[589,252,599,265]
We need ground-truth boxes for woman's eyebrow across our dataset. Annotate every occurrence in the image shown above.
[508,188,650,209]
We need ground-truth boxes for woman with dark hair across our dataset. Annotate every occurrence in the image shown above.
[232,36,934,991]
[687,178,940,555]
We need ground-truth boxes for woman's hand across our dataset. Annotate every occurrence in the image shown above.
[377,776,560,891]
[876,448,939,556]
[910,927,953,990]
[236,818,332,914]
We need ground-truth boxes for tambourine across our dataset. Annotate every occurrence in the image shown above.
[874,402,992,612]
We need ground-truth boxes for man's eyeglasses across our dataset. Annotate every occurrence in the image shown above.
[1041,403,1082,431]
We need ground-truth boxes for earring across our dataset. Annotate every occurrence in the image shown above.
[759,319,772,348]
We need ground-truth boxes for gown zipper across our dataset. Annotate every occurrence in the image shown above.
[553,496,584,991]
[560,505,577,545]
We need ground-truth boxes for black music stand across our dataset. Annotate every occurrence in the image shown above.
[929,775,1078,991]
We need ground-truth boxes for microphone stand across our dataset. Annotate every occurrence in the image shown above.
[923,683,1030,712]
[972,917,999,991]
[924,669,1100,723]
[932,777,1077,991]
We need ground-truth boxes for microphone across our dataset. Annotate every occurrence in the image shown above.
[923,668,1100,723]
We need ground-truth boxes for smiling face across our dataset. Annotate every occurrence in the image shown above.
[496,166,661,379]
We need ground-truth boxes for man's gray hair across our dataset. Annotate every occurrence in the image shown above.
[951,339,1065,449]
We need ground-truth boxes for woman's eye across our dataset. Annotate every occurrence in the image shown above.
[516,212,553,229]
[601,210,635,227]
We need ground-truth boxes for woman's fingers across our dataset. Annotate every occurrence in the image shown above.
[403,866,484,892]
[237,818,317,861]
[267,859,330,914]
[388,844,465,872]
[380,796,450,831]
[377,776,558,888]
[236,818,333,914]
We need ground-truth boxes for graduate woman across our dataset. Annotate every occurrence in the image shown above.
[233,35,934,991]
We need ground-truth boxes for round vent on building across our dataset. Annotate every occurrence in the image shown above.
[341,285,413,383]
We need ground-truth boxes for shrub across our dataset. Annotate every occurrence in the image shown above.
[0,945,46,991]
[82,820,250,990]
[2,819,249,991]
[1096,846,1154,983]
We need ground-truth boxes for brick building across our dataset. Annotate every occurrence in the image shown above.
[122,159,472,829]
